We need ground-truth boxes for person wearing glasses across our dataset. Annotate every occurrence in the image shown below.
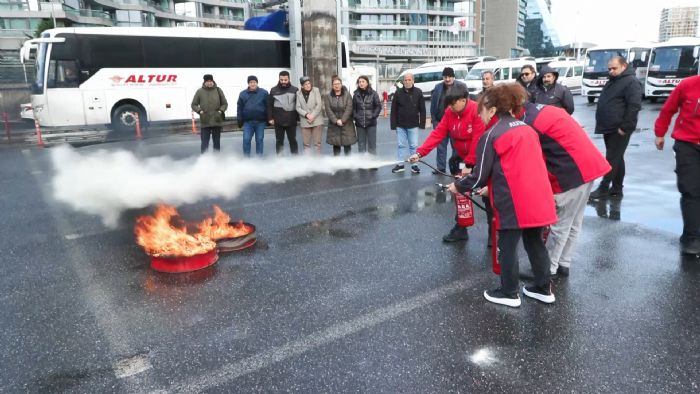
[517,64,538,101]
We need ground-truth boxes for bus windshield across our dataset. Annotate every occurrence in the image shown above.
[32,40,48,94]
[648,46,699,78]
[585,49,626,74]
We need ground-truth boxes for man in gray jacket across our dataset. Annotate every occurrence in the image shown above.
[268,71,299,155]
[191,74,228,153]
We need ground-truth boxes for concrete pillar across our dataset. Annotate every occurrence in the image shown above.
[301,0,338,93]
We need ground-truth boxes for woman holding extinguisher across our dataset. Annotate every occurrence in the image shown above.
[448,83,557,308]
[408,86,485,242]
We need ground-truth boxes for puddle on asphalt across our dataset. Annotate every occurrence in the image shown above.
[281,185,452,244]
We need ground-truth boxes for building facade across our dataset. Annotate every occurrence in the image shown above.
[523,0,559,57]
[659,6,700,42]
[482,0,526,58]
[0,0,261,49]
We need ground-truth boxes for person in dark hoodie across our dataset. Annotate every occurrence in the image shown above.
[430,67,467,174]
[352,75,382,155]
[589,56,642,199]
[237,75,268,157]
[191,74,228,153]
[533,64,575,114]
[268,71,299,155]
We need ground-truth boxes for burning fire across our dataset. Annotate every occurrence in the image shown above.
[196,205,253,241]
[135,204,253,257]
[135,204,216,257]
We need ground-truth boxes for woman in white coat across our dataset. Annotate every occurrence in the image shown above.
[296,76,325,155]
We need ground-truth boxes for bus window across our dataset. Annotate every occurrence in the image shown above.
[47,59,80,88]
[502,67,510,80]
[512,68,521,80]
[574,66,583,76]
[566,67,573,77]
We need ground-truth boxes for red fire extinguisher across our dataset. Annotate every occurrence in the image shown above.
[490,217,501,275]
[455,192,475,227]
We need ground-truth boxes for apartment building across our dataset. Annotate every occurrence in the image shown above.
[659,6,700,42]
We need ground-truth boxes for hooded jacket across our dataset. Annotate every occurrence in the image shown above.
[268,82,299,127]
[352,86,382,128]
[237,87,269,126]
[456,113,557,230]
[533,65,575,114]
[417,99,485,166]
[654,75,700,145]
[390,86,426,129]
[595,67,642,134]
[324,86,357,146]
[518,74,539,102]
[191,81,228,128]
[521,103,611,193]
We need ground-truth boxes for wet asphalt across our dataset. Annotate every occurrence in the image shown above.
[1,96,699,393]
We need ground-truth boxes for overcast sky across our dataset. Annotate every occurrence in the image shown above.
[549,0,700,45]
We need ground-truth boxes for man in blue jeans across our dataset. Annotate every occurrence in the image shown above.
[390,73,426,173]
[237,75,269,157]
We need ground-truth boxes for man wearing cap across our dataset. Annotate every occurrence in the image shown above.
[191,74,228,153]
[430,67,466,174]
[268,71,299,155]
[237,75,269,157]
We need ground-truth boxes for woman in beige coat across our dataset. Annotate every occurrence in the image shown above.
[323,76,356,156]
[296,76,325,155]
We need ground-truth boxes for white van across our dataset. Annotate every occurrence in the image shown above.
[394,64,469,98]
[416,56,498,71]
[547,59,584,94]
[464,58,537,97]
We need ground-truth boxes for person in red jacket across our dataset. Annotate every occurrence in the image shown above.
[521,102,611,276]
[449,83,557,307]
[654,75,700,256]
[409,87,486,242]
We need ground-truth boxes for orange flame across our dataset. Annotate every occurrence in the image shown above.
[135,204,216,257]
[196,205,253,241]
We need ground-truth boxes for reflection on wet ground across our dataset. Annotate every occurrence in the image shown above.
[281,186,453,245]
[588,197,621,221]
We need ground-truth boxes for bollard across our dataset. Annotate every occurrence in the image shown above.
[34,117,44,148]
[134,112,143,140]
[191,111,197,134]
[2,112,10,144]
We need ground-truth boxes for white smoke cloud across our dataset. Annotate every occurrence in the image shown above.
[50,146,396,227]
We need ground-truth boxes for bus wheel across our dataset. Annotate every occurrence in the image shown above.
[649,97,658,104]
[112,104,144,132]
[587,96,595,104]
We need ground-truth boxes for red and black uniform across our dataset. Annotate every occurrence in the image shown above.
[416,100,485,166]
[654,75,700,252]
[456,113,556,296]
[521,103,611,193]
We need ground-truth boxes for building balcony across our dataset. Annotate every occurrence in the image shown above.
[0,2,114,26]
[346,20,474,31]
[344,4,468,17]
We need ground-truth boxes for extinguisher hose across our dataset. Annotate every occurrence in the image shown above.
[416,160,489,212]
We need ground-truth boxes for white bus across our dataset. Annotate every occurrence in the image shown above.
[548,59,584,94]
[645,37,700,103]
[416,56,498,71]
[393,64,470,98]
[582,43,652,104]
[464,58,537,97]
[21,27,363,132]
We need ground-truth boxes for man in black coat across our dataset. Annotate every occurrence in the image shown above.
[590,56,642,199]
[533,65,574,114]
[390,73,426,174]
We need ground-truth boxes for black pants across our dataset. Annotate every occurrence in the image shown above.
[600,131,632,192]
[332,145,351,156]
[498,227,552,296]
[201,126,221,153]
[674,140,700,244]
[275,125,299,155]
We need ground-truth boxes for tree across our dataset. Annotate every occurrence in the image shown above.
[35,19,54,37]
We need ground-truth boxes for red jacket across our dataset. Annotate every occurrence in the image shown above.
[522,103,611,193]
[456,114,556,230]
[655,75,700,145]
[417,100,485,165]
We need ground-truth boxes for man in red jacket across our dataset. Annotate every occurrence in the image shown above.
[521,102,611,276]
[654,75,700,256]
[409,87,485,242]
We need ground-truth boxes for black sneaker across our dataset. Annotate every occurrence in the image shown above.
[681,239,700,256]
[608,190,623,198]
[411,165,421,174]
[442,225,469,242]
[523,283,555,304]
[556,266,569,277]
[484,288,521,307]
[391,164,405,173]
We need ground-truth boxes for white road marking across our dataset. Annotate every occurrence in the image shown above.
[170,279,469,393]
[113,353,153,379]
